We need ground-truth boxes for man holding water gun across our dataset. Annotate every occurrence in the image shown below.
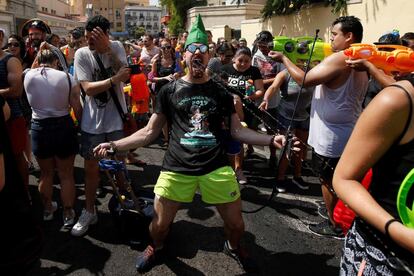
[269,16,369,239]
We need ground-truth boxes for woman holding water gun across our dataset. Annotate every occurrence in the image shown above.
[259,63,314,193]
[333,77,414,274]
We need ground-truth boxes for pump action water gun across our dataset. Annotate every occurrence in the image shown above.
[269,36,332,66]
[343,44,414,75]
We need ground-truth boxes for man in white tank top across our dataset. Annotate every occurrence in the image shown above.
[269,16,368,239]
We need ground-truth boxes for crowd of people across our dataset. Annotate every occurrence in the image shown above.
[1,13,413,275]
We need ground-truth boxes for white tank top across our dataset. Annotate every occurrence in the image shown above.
[308,70,368,158]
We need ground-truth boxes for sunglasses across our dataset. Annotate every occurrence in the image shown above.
[161,45,172,50]
[186,44,208,54]
[7,42,20,48]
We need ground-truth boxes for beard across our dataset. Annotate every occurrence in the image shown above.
[190,58,205,79]
[31,39,42,48]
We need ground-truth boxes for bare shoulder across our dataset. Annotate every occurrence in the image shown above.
[372,80,414,111]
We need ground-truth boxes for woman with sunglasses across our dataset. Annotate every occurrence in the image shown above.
[149,38,182,146]
[7,34,35,175]
[7,35,27,68]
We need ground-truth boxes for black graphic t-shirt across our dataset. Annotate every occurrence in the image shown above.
[220,63,262,97]
[156,78,235,175]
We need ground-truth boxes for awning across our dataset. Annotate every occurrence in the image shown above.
[111,31,129,37]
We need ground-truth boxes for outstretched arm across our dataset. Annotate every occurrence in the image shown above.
[259,70,286,110]
[269,51,345,87]
[230,113,284,148]
[94,112,166,157]
[333,81,414,253]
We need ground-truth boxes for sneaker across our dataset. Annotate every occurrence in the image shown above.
[268,155,278,169]
[135,245,157,272]
[235,168,248,185]
[292,176,310,190]
[275,178,289,193]
[43,201,58,221]
[308,220,344,240]
[63,209,76,228]
[71,209,98,237]
[224,241,258,273]
[317,205,329,220]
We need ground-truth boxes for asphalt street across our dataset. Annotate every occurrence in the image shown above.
[28,140,343,276]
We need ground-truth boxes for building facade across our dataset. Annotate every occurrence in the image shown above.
[37,0,83,37]
[125,5,161,37]
[187,1,265,41]
[0,0,37,38]
[125,0,149,6]
[84,0,126,34]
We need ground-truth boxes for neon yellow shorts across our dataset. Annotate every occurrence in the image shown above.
[154,166,240,204]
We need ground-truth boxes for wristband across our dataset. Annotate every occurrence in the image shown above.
[109,141,118,153]
[384,218,399,238]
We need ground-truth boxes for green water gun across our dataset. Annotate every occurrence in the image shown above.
[270,36,332,66]
[397,168,414,228]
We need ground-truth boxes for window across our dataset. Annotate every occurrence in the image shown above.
[117,22,122,27]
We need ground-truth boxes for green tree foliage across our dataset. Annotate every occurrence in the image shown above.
[161,0,207,35]
[261,0,346,18]
[133,26,146,39]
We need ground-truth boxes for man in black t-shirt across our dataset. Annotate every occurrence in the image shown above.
[94,15,292,273]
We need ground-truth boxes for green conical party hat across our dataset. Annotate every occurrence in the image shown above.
[184,14,208,48]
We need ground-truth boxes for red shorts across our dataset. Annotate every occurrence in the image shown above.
[6,116,28,155]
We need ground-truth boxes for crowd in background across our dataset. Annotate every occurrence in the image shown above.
[1,13,414,275]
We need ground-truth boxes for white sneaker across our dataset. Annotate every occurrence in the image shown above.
[63,208,76,228]
[71,209,98,236]
[43,201,58,221]
[235,169,248,185]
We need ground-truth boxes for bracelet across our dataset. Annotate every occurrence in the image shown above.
[109,141,118,153]
[109,77,113,87]
[384,218,399,238]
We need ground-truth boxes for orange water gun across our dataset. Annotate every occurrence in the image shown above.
[343,44,414,75]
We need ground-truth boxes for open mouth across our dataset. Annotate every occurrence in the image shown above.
[192,58,204,69]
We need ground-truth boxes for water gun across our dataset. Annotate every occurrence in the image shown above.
[343,44,414,75]
[269,36,332,66]
[245,79,255,96]
[397,168,414,229]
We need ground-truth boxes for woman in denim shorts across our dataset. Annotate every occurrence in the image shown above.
[260,68,314,192]
[24,49,82,228]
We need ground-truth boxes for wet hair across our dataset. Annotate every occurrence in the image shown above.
[332,16,363,43]
[234,46,252,58]
[70,27,85,40]
[216,42,235,55]
[85,15,110,33]
[402,32,414,46]
[37,49,57,65]
[255,30,273,43]
[8,34,25,59]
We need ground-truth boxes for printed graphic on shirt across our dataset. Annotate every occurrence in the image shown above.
[253,56,278,79]
[179,96,217,148]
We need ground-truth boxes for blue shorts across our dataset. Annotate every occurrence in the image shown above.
[80,130,125,160]
[31,115,78,159]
